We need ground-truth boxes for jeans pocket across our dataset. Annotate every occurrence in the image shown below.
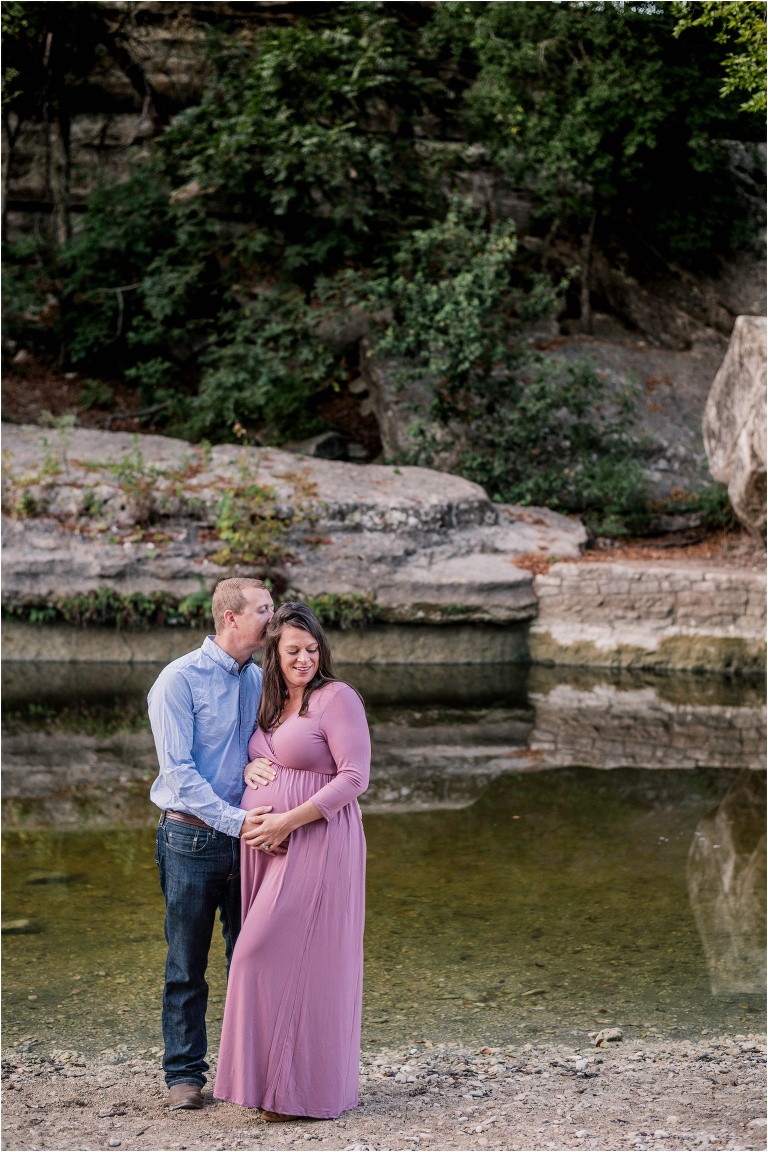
[164,824,214,857]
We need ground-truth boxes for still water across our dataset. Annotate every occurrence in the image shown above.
[2,662,765,1056]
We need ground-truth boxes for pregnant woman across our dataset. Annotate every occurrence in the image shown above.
[214,602,370,1121]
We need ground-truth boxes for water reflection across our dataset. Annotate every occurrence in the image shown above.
[3,663,765,823]
[687,772,767,996]
[2,661,765,1054]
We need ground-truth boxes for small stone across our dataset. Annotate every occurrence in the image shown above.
[27,995,38,1001]
[108,1142,121,1148]
[654,1131,669,1139]
[593,1027,623,1047]
[574,1131,589,1139]
[747,1118,768,1129]
[26,870,73,885]
[2,919,40,935]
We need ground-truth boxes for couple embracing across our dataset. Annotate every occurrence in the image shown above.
[148,577,370,1122]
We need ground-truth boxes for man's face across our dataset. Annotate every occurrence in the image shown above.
[234,586,275,652]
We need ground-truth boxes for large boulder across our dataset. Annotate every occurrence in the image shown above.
[703,315,767,537]
[0,424,586,624]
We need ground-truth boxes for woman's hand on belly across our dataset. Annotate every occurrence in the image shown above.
[244,756,277,789]
[241,800,323,855]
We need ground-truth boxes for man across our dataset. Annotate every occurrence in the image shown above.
[148,576,277,1111]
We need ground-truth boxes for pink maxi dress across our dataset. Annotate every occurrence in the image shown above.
[214,681,370,1119]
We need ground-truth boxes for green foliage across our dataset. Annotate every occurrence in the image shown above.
[107,437,159,522]
[674,1,767,113]
[455,356,649,535]
[4,586,381,633]
[351,200,524,411]
[429,1,762,257]
[305,592,380,631]
[159,10,449,275]
[2,2,111,118]
[3,587,213,630]
[4,1,763,529]
[191,289,334,442]
[1,235,60,353]
[214,478,289,568]
[656,481,738,531]
[47,6,454,440]
[77,378,115,410]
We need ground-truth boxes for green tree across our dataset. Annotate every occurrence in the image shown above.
[428,2,762,263]
[674,1,767,113]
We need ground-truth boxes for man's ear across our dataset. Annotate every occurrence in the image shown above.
[223,608,238,629]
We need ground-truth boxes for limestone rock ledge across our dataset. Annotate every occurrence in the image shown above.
[1,424,585,625]
[530,561,766,674]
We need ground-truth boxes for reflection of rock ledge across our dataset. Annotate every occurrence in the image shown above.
[530,682,766,770]
[687,773,766,995]
[4,668,764,825]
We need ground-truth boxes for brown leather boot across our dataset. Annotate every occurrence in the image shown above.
[168,1083,203,1110]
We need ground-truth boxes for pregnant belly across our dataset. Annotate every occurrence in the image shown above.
[240,764,333,813]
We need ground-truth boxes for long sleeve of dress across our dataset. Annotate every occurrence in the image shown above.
[310,686,371,821]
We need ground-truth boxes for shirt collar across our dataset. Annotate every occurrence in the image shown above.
[202,635,254,677]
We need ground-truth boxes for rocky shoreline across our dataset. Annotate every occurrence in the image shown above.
[2,1035,765,1152]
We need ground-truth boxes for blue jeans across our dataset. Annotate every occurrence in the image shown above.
[155,814,241,1088]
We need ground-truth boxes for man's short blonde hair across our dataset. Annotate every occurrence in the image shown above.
[211,577,266,632]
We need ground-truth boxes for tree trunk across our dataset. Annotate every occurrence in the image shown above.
[49,109,72,247]
[580,210,597,335]
[1,111,23,243]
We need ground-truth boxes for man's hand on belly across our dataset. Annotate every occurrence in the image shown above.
[241,806,287,856]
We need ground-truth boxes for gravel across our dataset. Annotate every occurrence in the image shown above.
[2,1034,765,1151]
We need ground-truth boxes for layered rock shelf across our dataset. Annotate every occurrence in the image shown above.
[530,561,766,674]
[2,424,764,671]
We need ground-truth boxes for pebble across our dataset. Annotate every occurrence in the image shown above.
[1,919,40,935]
[2,1035,763,1149]
[592,1027,623,1047]
[26,870,72,885]
[108,1142,121,1148]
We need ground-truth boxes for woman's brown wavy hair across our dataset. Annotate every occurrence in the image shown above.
[257,601,337,731]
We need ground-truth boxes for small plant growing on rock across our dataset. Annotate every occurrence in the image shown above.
[38,411,77,475]
[108,436,160,526]
[305,592,379,630]
[81,486,103,518]
[213,456,291,569]
[214,480,289,567]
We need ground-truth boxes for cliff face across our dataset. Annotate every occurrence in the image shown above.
[4,2,764,351]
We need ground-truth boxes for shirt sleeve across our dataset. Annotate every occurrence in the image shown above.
[310,685,371,821]
[148,670,247,838]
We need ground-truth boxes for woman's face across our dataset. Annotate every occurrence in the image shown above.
[278,625,320,692]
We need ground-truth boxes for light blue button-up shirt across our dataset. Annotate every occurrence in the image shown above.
[148,635,263,837]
